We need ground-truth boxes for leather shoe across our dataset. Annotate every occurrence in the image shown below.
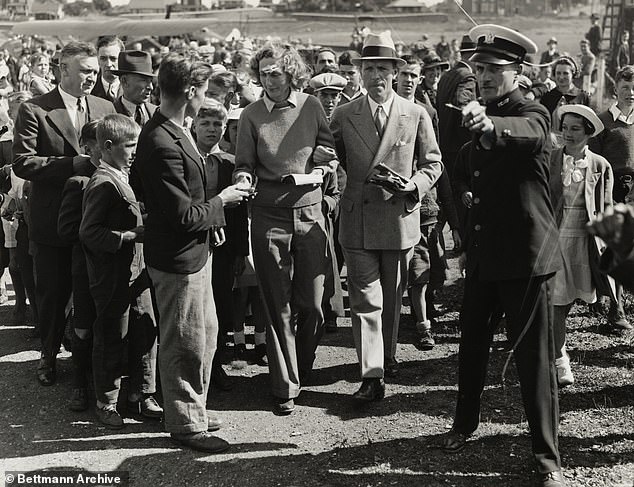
[68,387,89,412]
[37,357,56,386]
[441,428,471,453]
[607,305,632,330]
[128,395,163,419]
[207,411,222,432]
[253,343,268,366]
[211,363,234,391]
[171,431,230,453]
[352,378,385,402]
[384,356,398,378]
[273,398,295,415]
[537,470,566,486]
[96,405,124,429]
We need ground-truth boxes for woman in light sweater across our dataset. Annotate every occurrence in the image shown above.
[233,45,337,416]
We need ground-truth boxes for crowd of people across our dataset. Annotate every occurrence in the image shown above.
[1,16,633,487]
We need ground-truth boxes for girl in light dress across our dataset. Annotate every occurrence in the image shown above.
[549,104,615,387]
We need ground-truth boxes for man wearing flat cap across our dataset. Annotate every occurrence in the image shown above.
[310,72,347,121]
[331,31,443,402]
[441,24,565,487]
[111,51,156,128]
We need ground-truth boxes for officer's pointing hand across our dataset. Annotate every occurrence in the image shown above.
[462,101,494,135]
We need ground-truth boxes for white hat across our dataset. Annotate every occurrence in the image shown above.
[554,104,604,137]
[352,31,406,67]
[469,24,538,65]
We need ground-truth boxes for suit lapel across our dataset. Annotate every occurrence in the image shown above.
[46,88,80,155]
[162,120,207,186]
[349,97,380,154]
[368,96,409,173]
[114,97,131,117]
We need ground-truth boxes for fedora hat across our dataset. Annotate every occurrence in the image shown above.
[469,24,537,65]
[352,31,406,67]
[421,53,449,70]
[554,104,604,138]
[111,50,154,78]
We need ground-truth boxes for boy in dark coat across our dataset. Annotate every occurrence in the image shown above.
[80,114,160,428]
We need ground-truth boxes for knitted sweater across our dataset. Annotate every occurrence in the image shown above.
[589,110,634,174]
[234,91,335,208]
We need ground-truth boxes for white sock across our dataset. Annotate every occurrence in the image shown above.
[254,331,266,345]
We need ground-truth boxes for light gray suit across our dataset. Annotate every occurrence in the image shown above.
[331,93,443,378]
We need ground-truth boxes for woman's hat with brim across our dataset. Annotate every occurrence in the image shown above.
[351,31,406,67]
[469,24,538,65]
[110,50,154,78]
[554,104,604,137]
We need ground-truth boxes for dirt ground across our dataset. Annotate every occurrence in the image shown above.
[0,237,632,487]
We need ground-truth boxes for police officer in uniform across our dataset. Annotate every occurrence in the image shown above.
[440,25,566,487]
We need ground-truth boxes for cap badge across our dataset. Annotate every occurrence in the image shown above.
[484,31,495,44]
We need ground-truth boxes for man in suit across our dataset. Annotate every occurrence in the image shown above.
[13,41,115,386]
[111,51,156,128]
[134,54,249,453]
[330,31,443,401]
[92,36,124,103]
[440,25,565,487]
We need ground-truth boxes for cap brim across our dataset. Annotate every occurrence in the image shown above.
[423,62,450,70]
[111,70,154,78]
[469,51,517,65]
[313,86,345,92]
[352,57,406,67]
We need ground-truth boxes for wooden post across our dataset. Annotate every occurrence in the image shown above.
[596,56,606,112]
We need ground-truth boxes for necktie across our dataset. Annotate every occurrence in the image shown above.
[374,105,386,138]
[134,104,145,126]
[75,97,85,136]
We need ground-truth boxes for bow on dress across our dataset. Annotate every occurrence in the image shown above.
[562,150,589,187]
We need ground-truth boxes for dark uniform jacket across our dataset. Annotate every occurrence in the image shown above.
[464,89,562,281]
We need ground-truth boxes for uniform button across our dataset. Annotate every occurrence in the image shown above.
[473,197,480,204]
[502,128,511,136]
[474,170,480,177]
[474,224,481,231]
[364,199,369,204]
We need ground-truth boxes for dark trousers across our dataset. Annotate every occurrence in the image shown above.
[455,270,561,474]
[212,244,236,336]
[251,203,327,399]
[32,242,72,361]
[92,269,157,405]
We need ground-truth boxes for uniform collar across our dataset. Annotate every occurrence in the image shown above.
[609,103,634,124]
[485,88,523,113]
